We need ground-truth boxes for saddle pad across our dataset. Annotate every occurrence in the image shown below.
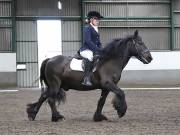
[70,58,96,72]
[70,58,84,71]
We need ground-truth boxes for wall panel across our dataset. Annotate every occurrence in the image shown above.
[100,28,170,50]
[16,0,80,16]
[0,28,12,51]
[0,2,11,16]
[16,21,37,41]
[175,14,180,26]
[17,63,38,87]
[84,0,171,50]
[128,3,169,17]
[62,42,81,56]
[175,28,180,50]
[84,3,127,17]
[61,20,81,56]
[16,42,38,62]
[0,1,12,52]
[174,0,180,10]
[16,21,38,87]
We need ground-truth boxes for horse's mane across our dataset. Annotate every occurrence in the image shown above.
[101,35,134,61]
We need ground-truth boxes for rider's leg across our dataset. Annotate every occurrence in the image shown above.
[80,50,94,86]
[82,59,94,86]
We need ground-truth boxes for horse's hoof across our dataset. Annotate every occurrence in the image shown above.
[117,106,127,118]
[93,114,108,122]
[28,116,35,121]
[51,114,65,122]
[26,104,37,121]
[51,117,65,122]
[117,110,126,118]
[27,113,36,121]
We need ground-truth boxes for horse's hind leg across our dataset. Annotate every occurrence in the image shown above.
[27,91,48,121]
[93,89,109,122]
[48,95,65,122]
[47,77,65,122]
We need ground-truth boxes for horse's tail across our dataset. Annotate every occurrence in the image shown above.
[55,88,66,104]
[40,58,66,104]
[40,58,50,93]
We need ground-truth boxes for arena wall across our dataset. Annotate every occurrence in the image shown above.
[0,53,16,87]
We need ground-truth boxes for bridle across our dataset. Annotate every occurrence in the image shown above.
[132,39,149,63]
[132,39,149,56]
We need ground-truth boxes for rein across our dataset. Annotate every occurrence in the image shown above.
[132,39,149,63]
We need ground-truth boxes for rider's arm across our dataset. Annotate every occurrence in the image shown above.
[97,40,102,48]
[84,26,101,52]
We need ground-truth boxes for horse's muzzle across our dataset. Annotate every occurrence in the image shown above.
[141,51,153,64]
[142,55,153,64]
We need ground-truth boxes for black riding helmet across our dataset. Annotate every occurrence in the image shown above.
[87,11,104,20]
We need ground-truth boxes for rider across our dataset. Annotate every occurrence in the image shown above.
[79,11,103,86]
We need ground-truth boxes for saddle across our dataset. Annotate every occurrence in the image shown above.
[74,52,84,60]
[70,52,100,72]
[73,53,86,71]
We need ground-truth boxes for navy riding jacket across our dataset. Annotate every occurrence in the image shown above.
[79,24,102,53]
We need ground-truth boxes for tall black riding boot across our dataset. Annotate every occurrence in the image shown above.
[82,59,93,86]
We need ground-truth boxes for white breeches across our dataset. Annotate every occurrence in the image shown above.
[80,49,93,61]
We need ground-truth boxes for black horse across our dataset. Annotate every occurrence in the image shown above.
[27,30,152,122]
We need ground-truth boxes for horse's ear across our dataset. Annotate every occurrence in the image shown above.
[134,30,138,37]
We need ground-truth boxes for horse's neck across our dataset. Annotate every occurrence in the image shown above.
[114,55,131,70]
[101,46,131,70]
[112,43,132,69]
[122,55,131,69]
[98,40,132,76]
[98,55,131,75]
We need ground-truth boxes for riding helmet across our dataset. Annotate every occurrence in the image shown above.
[87,11,104,20]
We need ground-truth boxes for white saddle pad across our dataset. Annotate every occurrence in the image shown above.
[70,58,96,72]
[70,58,84,72]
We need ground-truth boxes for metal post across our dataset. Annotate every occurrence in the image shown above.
[126,1,130,35]
[170,0,175,50]
[81,0,84,46]
[11,0,16,52]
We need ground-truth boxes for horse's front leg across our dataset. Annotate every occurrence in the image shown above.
[93,89,109,122]
[102,81,127,118]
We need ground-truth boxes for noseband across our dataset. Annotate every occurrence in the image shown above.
[132,39,149,57]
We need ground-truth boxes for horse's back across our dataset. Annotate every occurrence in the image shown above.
[45,55,72,75]
[50,55,71,64]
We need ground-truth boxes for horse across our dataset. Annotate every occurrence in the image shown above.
[27,30,153,122]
